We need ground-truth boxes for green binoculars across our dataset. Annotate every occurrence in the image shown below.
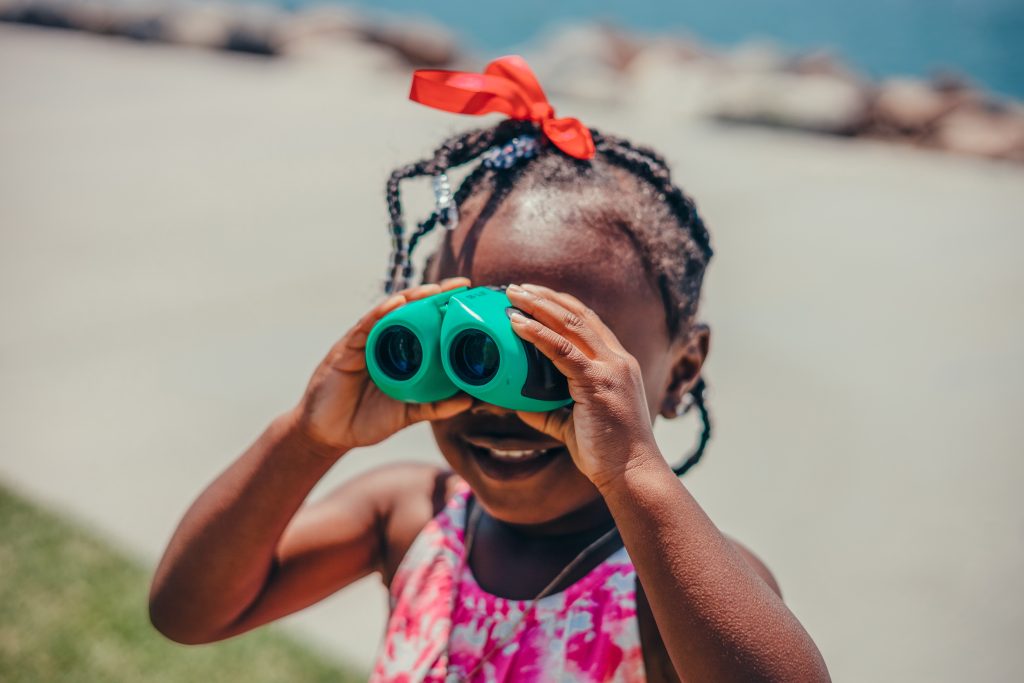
[365,286,572,412]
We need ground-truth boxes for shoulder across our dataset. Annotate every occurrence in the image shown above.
[727,537,782,597]
[317,462,463,585]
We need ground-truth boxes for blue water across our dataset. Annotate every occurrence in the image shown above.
[264,0,1024,99]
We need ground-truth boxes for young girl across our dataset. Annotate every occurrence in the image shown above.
[150,56,829,682]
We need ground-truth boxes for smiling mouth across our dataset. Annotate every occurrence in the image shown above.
[461,436,567,480]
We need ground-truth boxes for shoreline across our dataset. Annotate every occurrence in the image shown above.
[1,1,1022,163]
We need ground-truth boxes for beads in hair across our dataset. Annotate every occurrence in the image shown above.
[480,135,541,170]
[432,173,458,230]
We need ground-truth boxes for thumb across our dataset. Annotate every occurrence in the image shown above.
[406,393,474,424]
[516,407,573,444]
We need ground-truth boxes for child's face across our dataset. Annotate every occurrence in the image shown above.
[427,185,701,526]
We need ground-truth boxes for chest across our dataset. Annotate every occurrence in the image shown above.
[467,514,626,600]
[376,512,680,682]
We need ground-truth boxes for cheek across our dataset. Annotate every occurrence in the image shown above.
[429,420,468,471]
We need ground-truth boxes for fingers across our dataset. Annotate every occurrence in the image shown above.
[508,310,590,381]
[519,283,591,318]
[439,276,472,292]
[506,284,606,358]
[516,407,573,443]
[363,294,406,327]
[331,299,417,368]
[405,393,474,424]
[397,277,471,304]
[518,283,625,353]
[348,278,472,349]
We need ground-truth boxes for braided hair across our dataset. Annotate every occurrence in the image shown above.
[382,119,713,476]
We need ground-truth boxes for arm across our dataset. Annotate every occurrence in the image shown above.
[149,279,472,644]
[150,414,361,644]
[603,448,827,681]
[505,283,829,682]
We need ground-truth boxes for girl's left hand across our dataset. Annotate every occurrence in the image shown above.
[505,283,659,491]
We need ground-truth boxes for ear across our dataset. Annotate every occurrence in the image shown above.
[659,323,710,419]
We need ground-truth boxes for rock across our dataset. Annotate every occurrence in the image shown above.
[358,18,458,67]
[160,4,233,50]
[0,0,77,29]
[789,49,862,82]
[275,5,361,57]
[523,23,640,104]
[933,105,1024,160]
[872,78,961,135]
[929,70,976,97]
[711,72,870,135]
[725,40,788,74]
[108,3,168,43]
[627,40,718,116]
[218,4,287,56]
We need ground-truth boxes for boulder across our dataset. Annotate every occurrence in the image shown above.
[711,72,870,135]
[358,18,458,67]
[725,40,788,74]
[160,4,233,50]
[523,23,640,104]
[275,5,361,56]
[218,4,287,56]
[788,49,862,82]
[934,105,1024,160]
[0,0,125,31]
[872,78,960,134]
[627,40,718,116]
[106,3,169,43]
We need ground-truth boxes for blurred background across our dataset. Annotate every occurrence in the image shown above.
[1,1,1022,681]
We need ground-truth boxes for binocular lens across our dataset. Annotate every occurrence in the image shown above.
[375,325,423,380]
[450,330,500,385]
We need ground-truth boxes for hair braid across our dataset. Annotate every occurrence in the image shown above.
[384,160,432,292]
[383,120,540,292]
[592,131,713,262]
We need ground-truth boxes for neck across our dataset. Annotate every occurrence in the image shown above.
[490,495,616,539]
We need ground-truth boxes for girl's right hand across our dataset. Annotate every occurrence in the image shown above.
[288,277,474,458]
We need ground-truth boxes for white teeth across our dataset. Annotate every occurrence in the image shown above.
[487,448,543,461]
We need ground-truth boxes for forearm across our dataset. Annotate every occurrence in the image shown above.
[149,409,345,643]
[600,443,829,682]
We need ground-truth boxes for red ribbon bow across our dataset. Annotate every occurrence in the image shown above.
[408,55,596,161]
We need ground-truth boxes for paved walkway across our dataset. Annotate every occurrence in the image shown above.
[1,25,1022,680]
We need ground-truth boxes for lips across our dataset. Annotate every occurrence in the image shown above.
[461,434,567,481]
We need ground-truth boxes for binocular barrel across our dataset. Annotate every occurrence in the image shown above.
[365,286,572,412]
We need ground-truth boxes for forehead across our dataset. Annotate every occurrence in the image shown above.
[432,186,671,349]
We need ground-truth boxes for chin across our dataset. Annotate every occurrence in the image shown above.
[430,416,602,526]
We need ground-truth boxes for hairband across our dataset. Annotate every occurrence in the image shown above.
[398,56,593,281]
[409,55,596,160]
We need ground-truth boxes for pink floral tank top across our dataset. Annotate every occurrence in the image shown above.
[370,481,646,682]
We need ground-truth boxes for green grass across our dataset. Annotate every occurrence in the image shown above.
[0,484,364,683]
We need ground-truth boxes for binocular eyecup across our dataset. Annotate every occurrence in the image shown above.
[365,286,571,412]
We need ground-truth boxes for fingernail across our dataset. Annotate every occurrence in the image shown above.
[509,310,527,324]
[507,284,524,293]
